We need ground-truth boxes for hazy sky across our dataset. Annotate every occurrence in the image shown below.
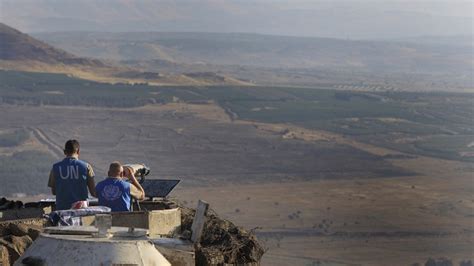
[1,0,472,39]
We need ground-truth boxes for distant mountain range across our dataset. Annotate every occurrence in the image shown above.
[1,0,472,39]
[1,22,472,91]
[34,31,473,76]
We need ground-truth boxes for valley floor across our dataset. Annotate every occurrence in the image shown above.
[1,102,473,265]
[175,172,473,265]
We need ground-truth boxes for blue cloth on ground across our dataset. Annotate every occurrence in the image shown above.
[48,206,111,226]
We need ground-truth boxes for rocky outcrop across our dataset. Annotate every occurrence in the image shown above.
[181,207,265,265]
[0,219,44,265]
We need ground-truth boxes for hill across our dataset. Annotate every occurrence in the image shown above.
[0,23,249,86]
[0,23,102,66]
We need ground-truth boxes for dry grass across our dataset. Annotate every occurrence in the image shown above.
[175,159,473,265]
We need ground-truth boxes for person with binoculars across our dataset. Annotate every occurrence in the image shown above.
[95,161,145,212]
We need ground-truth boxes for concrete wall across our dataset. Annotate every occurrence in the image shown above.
[82,208,182,237]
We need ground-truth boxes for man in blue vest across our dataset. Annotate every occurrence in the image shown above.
[95,161,145,212]
[48,140,97,210]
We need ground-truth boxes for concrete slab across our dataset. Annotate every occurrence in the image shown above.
[113,209,181,236]
[83,208,182,237]
[149,208,181,237]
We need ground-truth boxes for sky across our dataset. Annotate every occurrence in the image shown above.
[0,0,472,39]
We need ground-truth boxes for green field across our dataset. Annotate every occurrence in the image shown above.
[0,70,205,107]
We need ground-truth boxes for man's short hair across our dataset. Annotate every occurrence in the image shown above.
[64,139,80,155]
[109,161,123,175]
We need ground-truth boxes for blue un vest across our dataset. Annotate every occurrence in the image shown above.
[53,157,90,210]
[96,178,131,212]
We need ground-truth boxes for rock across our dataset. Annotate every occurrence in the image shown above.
[27,227,42,240]
[0,235,34,263]
[437,258,453,266]
[181,207,264,264]
[22,256,46,266]
[1,236,21,263]
[0,236,11,246]
[24,202,41,208]
[14,201,24,209]
[180,229,192,240]
[425,257,453,266]
[11,235,33,256]
[1,244,10,266]
[9,223,30,237]
[426,258,437,266]
[196,247,225,266]
[0,201,14,210]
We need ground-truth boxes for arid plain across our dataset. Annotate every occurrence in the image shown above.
[1,101,472,266]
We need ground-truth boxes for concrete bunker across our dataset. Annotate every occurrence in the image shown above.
[0,179,264,265]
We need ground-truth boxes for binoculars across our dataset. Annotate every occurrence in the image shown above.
[123,163,150,183]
